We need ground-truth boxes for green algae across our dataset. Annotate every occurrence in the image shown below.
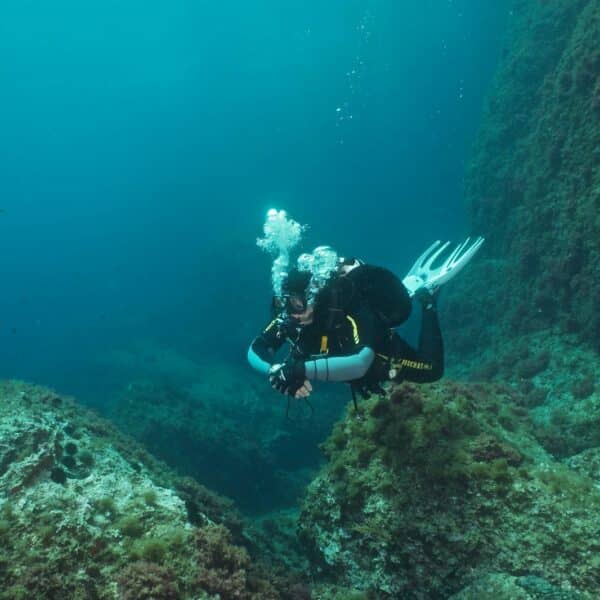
[0,380,291,598]
[117,515,145,538]
[130,537,169,563]
[300,381,600,598]
[142,488,158,507]
[439,1,600,467]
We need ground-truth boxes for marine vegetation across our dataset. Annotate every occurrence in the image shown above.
[443,0,600,363]
[298,381,600,598]
[434,0,600,487]
[0,380,305,599]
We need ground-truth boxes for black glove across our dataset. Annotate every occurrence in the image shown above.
[275,316,301,341]
[269,359,306,396]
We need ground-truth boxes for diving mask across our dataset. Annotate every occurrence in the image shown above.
[272,293,308,315]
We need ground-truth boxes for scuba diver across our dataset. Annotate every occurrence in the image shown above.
[247,209,484,406]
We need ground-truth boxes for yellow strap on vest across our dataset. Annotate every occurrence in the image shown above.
[320,336,329,353]
[346,315,360,344]
[264,319,277,333]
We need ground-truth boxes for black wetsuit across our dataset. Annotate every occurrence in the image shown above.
[248,294,444,395]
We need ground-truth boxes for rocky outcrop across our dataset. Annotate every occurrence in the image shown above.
[298,381,600,599]
[439,1,600,469]
[445,0,600,359]
[105,356,347,513]
[0,380,294,599]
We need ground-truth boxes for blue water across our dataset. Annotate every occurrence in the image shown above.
[0,1,508,404]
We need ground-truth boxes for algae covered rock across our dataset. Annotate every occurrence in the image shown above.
[448,573,585,600]
[298,381,600,599]
[453,0,599,350]
[0,380,281,599]
[440,0,600,480]
[564,447,600,483]
[106,358,346,513]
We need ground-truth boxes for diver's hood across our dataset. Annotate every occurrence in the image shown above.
[282,269,312,297]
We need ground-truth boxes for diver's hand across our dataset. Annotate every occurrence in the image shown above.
[294,380,313,399]
[269,360,306,396]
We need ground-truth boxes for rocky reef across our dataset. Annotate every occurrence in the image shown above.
[103,353,348,514]
[439,0,600,474]
[444,0,599,360]
[5,377,597,598]
[4,3,598,598]
[298,381,600,599]
[0,380,307,599]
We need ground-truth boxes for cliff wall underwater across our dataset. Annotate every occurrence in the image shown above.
[439,0,600,465]
[445,0,599,358]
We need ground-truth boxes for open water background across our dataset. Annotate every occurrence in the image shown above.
[0,1,509,404]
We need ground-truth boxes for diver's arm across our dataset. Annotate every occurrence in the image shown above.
[304,347,375,382]
[304,306,377,382]
[247,343,273,375]
[247,320,285,375]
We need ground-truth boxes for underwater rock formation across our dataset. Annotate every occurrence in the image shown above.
[444,0,599,357]
[440,0,600,467]
[448,573,588,600]
[106,356,347,513]
[0,380,301,599]
[298,381,600,599]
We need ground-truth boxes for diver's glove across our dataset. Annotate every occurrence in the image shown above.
[402,237,484,297]
[275,316,301,341]
[269,360,306,396]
